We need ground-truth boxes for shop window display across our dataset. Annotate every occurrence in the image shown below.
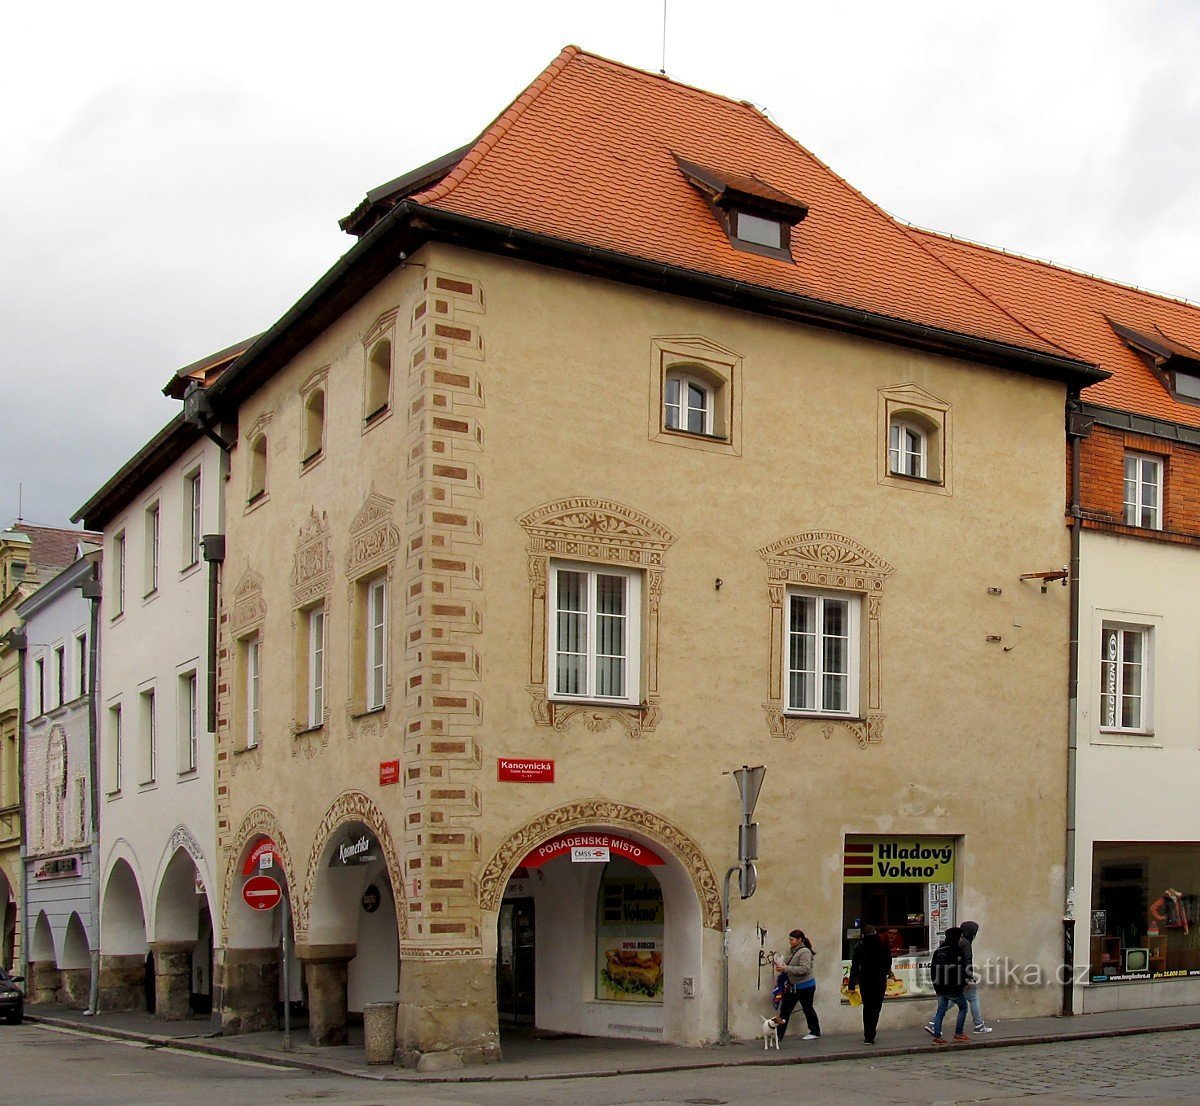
[840,836,957,1002]
[1090,843,1200,982]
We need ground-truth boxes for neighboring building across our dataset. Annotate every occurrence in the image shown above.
[197,47,1102,1063]
[18,546,101,1007]
[0,524,91,970]
[916,232,1200,1014]
[73,340,247,1019]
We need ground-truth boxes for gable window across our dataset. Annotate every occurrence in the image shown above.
[1123,453,1162,529]
[888,419,927,478]
[302,388,326,464]
[549,562,641,705]
[248,435,268,504]
[1100,624,1151,733]
[365,578,387,711]
[113,531,126,616]
[664,372,714,436]
[786,589,861,717]
[184,468,202,567]
[365,339,392,424]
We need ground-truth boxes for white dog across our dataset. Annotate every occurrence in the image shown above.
[761,1016,780,1049]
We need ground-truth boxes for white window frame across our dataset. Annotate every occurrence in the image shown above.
[888,419,928,478]
[141,688,157,784]
[365,579,387,711]
[180,670,199,773]
[784,588,862,717]
[33,657,45,716]
[144,501,160,594]
[663,371,714,436]
[307,604,326,728]
[53,644,65,707]
[547,561,642,706]
[1099,623,1152,734]
[113,531,126,616]
[184,468,202,567]
[246,637,262,748]
[75,632,88,699]
[109,703,122,794]
[1123,453,1162,530]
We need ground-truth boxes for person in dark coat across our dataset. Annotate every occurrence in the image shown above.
[848,924,892,1044]
[929,925,969,1044]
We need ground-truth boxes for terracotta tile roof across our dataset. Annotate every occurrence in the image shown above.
[7,524,99,572]
[914,229,1200,427]
[412,47,1076,363]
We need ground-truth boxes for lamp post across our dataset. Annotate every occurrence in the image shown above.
[719,764,765,1044]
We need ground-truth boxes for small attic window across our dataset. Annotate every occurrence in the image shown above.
[674,153,807,263]
[1107,316,1200,407]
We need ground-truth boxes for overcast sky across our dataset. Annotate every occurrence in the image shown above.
[5,1,1199,530]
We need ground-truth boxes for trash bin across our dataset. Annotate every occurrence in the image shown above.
[363,1001,398,1065]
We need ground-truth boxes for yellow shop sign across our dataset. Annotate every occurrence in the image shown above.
[843,837,955,884]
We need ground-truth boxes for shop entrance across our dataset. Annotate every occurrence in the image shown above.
[496,898,535,1026]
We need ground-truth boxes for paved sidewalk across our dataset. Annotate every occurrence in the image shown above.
[24,1001,1200,1084]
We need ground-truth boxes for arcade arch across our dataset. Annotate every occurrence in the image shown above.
[152,845,214,1018]
[100,856,150,1011]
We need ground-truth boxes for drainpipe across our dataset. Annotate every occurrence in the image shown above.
[1063,390,1092,1016]
[201,536,225,735]
[7,629,28,982]
[80,566,102,1015]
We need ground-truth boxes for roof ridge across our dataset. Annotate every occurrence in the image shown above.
[912,225,1200,315]
[412,45,581,207]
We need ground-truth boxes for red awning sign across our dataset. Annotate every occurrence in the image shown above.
[242,874,282,912]
[520,832,664,868]
[242,839,283,876]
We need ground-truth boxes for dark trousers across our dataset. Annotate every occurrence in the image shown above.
[778,984,820,1039]
[860,984,885,1042]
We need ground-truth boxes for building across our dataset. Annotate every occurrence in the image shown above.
[0,524,92,970]
[193,47,1103,1063]
[914,231,1200,1013]
[73,340,248,1018]
[18,545,101,1007]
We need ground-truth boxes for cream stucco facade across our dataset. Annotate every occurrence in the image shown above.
[214,241,1076,1062]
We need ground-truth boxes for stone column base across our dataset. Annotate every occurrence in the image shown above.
[30,960,60,1005]
[98,954,146,1012]
[58,967,90,1009]
[215,946,279,1035]
[296,944,354,1047]
[152,941,195,1021]
[396,954,500,1068]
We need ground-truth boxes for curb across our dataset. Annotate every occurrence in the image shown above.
[24,1011,1200,1084]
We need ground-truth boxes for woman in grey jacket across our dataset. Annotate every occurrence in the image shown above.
[771,929,821,1040]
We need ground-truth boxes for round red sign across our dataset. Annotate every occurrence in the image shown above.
[242,874,282,911]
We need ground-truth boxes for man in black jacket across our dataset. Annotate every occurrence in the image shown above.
[848,924,892,1044]
[929,926,969,1044]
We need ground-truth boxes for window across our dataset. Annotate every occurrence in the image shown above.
[549,562,641,705]
[109,703,123,794]
[144,501,160,594]
[1100,624,1151,733]
[113,531,126,616]
[248,435,268,504]
[1123,454,1162,529]
[33,657,45,716]
[179,671,198,773]
[365,339,392,422]
[75,633,88,699]
[54,645,65,707]
[366,579,387,711]
[74,776,87,843]
[309,606,326,727]
[302,388,325,464]
[888,419,927,478]
[184,468,202,567]
[245,636,262,748]
[664,373,713,436]
[786,589,861,716]
[140,688,156,784]
[735,211,783,249]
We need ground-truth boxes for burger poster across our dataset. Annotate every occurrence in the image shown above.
[596,872,665,1002]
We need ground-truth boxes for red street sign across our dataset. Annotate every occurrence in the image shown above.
[242,839,283,876]
[242,875,282,912]
[520,832,663,868]
[497,758,554,783]
[380,759,400,786]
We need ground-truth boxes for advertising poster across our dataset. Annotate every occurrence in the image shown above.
[596,872,664,1002]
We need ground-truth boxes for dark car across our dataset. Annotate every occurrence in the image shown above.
[0,967,24,1024]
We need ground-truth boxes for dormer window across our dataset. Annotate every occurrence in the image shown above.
[1108,317,1200,407]
[674,154,807,263]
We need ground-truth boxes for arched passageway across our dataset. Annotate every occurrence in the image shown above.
[100,858,149,1011]
[152,847,214,1020]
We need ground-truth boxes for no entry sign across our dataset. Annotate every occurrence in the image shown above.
[242,874,282,912]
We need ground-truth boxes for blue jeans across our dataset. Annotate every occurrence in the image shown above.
[965,984,984,1028]
[933,993,967,1037]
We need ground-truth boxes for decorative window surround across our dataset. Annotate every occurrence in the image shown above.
[298,365,330,469]
[648,335,742,456]
[362,308,399,431]
[759,530,894,747]
[878,383,951,494]
[291,509,333,757]
[520,497,676,738]
[230,568,266,771]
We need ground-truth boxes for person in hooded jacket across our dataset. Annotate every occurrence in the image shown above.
[928,925,969,1044]
[847,924,892,1044]
[926,919,992,1035]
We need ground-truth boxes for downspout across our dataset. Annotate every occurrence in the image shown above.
[80,566,102,1014]
[201,536,225,735]
[1063,390,1092,1016]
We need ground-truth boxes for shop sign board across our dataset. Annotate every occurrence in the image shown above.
[379,759,400,786]
[843,837,955,883]
[34,855,80,880]
[329,822,380,866]
[521,832,664,868]
[498,758,555,783]
[242,875,282,912]
[572,846,610,863]
[242,839,283,876]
